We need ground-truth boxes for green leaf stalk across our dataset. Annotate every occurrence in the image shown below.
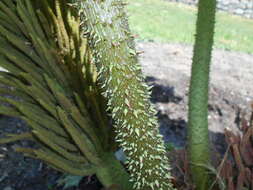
[187,0,217,189]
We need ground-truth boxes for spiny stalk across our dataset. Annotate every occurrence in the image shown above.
[75,0,174,189]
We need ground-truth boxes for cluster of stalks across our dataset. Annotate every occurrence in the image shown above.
[219,104,253,190]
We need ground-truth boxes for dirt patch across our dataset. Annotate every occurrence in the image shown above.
[0,42,253,189]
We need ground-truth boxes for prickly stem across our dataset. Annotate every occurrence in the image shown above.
[75,0,174,189]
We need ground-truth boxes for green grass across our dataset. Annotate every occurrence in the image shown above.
[127,0,253,53]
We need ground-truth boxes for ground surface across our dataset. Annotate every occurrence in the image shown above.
[0,42,252,189]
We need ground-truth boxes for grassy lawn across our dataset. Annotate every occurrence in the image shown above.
[127,0,253,54]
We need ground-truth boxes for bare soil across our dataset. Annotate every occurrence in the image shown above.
[0,42,252,190]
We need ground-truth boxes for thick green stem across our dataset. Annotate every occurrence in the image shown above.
[96,152,133,190]
[187,0,216,189]
[75,0,174,189]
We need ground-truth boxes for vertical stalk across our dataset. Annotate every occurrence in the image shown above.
[187,0,216,189]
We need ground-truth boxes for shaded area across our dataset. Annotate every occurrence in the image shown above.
[0,116,62,190]
[146,76,187,147]
[158,112,187,148]
[146,76,182,103]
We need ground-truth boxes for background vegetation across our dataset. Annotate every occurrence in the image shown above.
[128,0,253,54]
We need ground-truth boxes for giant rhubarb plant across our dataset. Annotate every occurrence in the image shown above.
[187,0,217,189]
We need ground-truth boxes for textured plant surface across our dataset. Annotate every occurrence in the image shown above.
[75,0,174,189]
[187,0,217,189]
[0,0,132,189]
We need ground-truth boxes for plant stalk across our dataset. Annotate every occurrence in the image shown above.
[187,0,217,189]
